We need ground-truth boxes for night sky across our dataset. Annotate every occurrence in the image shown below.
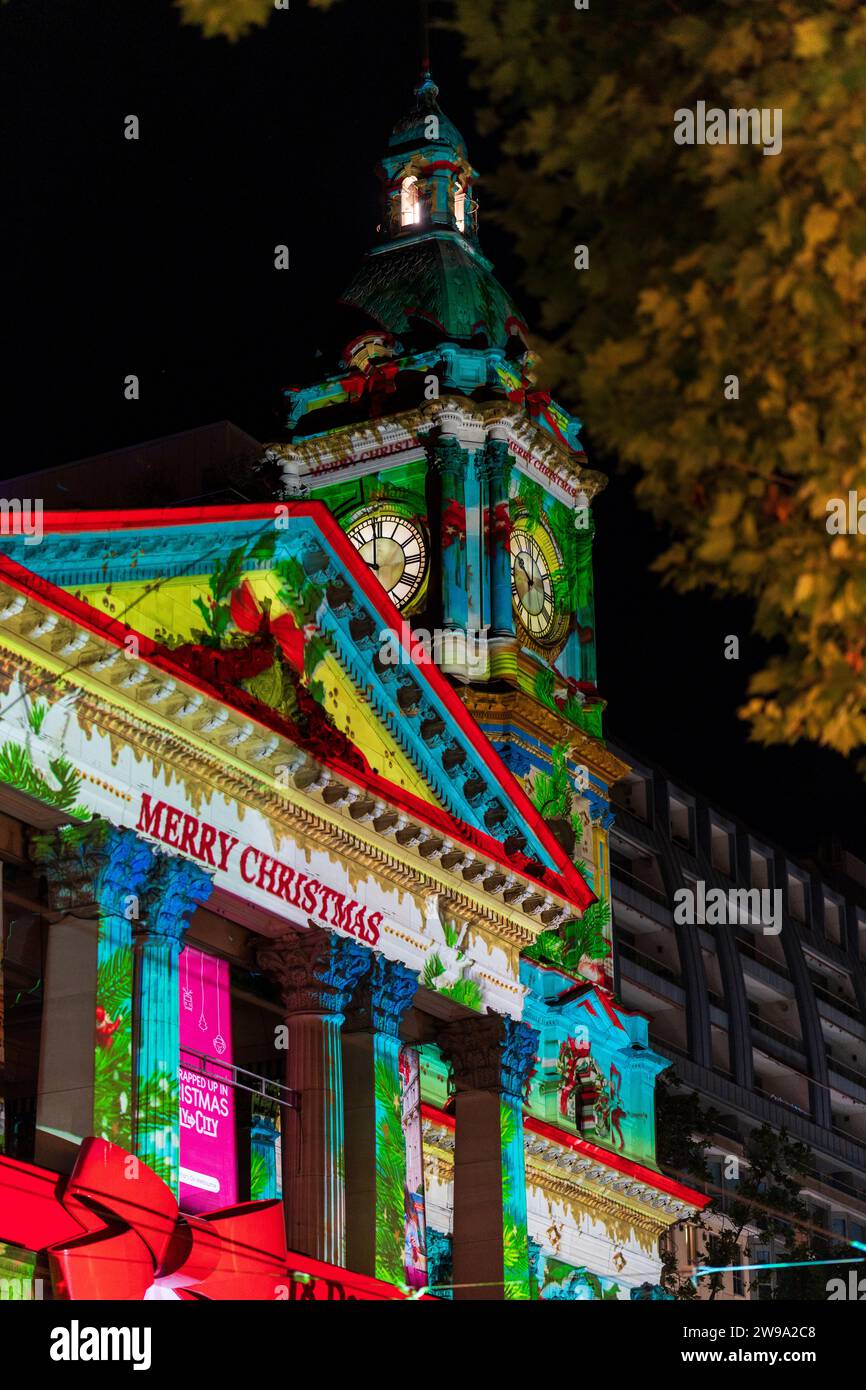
[2,0,862,860]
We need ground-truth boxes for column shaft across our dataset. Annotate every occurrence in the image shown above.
[34,914,97,1171]
[485,438,513,639]
[133,854,213,1193]
[439,1013,538,1300]
[343,954,420,1285]
[256,929,370,1266]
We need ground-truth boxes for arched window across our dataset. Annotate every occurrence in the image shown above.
[454,184,466,233]
[400,175,421,227]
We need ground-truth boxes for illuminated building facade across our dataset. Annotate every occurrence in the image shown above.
[610,747,866,1297]
[0,73,705,1301]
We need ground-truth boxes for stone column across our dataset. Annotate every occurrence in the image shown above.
[256,928,370,1266]
[31,821,154,1170]
[342,953,419,1284]
[250,1113,280,1200]
[430,435,469,633]
[133,853,213,1193]
[484,436,514,640]
[438,1012,539,1300]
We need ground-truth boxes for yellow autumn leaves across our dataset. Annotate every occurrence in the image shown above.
[451,0,866,774]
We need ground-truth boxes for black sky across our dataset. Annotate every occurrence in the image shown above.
[2,0,862,861]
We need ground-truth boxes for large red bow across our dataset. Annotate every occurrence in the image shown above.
[0,1140,426,1300]
[229,580,307,675]
[505,385,568,446]
[338,360,399,418]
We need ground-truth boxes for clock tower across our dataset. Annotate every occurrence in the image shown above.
[272,69,628,988]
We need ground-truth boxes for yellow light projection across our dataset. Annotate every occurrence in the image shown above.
[72,572,440,807]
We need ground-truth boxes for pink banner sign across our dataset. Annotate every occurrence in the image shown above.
[179,946,237,1214]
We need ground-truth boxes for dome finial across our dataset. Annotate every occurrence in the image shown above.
[414,64,439,108]
[416,0,436,102]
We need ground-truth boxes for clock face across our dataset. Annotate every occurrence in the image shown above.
[510,529,556,639]
[346,511,427,610]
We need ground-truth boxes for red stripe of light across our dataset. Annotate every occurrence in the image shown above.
[3,501,594,910]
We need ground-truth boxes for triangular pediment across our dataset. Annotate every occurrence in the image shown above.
[0,502,593,910]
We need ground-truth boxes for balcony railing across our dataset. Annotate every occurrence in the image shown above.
[617,940,682,987]
[748,1011,806,1054]
[610,861,669,907]
[735,933,785,969]
[812,980,864,1025]
[826,1055,866,1091]
[181,1047,298,1110]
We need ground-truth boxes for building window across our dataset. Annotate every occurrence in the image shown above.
[669,795,693,849]
[710,819,733,876]
[787,871,809,925]
[613,772,649,821]
[401,175,421,227]
[823,895,842,946]
[732,1265,744,1297]
[750,847,771,890]
[454,183,466,232]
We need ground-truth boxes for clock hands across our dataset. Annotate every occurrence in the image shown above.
[516,553,541,594]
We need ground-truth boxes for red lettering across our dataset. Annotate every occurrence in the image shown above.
[198,823,218,867]
[301,879,318,914]
[137,793,166,838]
[257,853,279,895]
[285,869,306,909]
[216,831,239,872]
[178,813,200,857]
[365,911,382,945]
[163,806,182,847]
[275,863,297,903]
[331,895,357,937]
[240,846,259,883]
[319,887,340,924]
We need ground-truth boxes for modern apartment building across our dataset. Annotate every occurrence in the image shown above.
[610,740,866,1296]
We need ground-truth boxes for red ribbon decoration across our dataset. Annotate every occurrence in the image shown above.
[229,580,307,675]
[338,360,400,419]
[0,1139,428,1301]
[505,385,569,446]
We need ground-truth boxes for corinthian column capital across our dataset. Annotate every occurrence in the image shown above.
[256,927,371,1015]
[429,434,468,480]
[438,1012,539,1100]
[346,952,419,1036]
[31,821,154,916]
[143,853,214,947]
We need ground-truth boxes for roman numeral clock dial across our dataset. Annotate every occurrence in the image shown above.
[510,529,556,640]
[346,511,427,610]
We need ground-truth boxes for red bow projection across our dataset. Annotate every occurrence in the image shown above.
[505,385,569,446]
[338,359,400,418]
[0,1139,424,1301]
[558,1035,592,1119]
[229,580,308,675]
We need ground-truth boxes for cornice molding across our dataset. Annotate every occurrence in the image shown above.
[420,1116,701,1235]
[0,598,564,950]
[268,396,606,503]
[460,688,630,786]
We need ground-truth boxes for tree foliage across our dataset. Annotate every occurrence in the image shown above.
[177,0,334,41]
[450,0,866,773]
[177,0,866,773]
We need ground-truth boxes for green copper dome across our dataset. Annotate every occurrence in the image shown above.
[387,69,468,162]
[338,70,527,352]
[340,235,523,348]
